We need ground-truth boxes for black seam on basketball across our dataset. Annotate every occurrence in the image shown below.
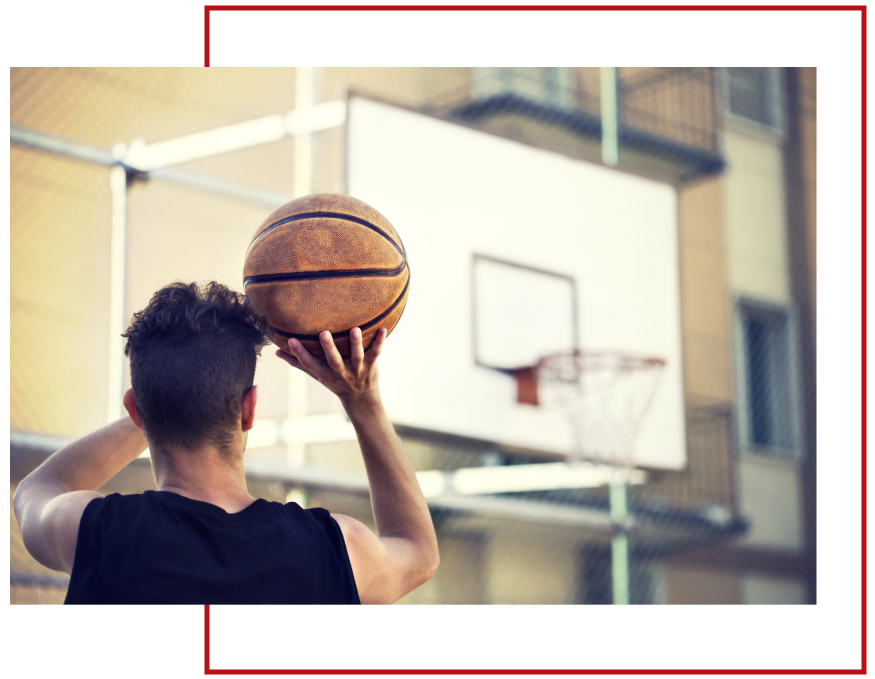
[246,211,404,258]
[271,274,411,341]
[244,262,407,286]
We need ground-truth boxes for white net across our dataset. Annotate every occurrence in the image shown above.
[536,350,666,467]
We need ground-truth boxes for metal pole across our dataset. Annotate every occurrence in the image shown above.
[600,67,620,167]
[107,159,128,423]
[11,126,294,209]
[287,67,316,467]
[294,67,315,198]
[609,482,630,605]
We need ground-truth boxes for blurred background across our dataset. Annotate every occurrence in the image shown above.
[10,67,815,605]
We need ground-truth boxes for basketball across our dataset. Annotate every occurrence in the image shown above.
[243,193,410,359]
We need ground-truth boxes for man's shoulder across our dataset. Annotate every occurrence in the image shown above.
[87,491,146,509]
[75,491,144,525]
[285,502,333,526]
[281,504,351,543]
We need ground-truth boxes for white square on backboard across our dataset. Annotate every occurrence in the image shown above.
[473,254,577,370]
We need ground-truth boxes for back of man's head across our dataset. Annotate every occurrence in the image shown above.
[123,281,270,458]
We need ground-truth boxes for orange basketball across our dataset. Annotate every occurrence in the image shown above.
[243,194,410,360]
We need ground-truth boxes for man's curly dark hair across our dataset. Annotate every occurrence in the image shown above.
[123,281,271,458]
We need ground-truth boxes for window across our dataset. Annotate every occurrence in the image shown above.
[723,67,785,136]
[472,67,576,109]
[736,300,799,456]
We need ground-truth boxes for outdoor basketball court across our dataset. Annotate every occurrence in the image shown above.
[10,67,816,616]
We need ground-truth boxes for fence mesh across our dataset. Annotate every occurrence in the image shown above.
[10,67,817,605]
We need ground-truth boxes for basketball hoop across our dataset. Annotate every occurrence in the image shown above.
[532,350,666,469]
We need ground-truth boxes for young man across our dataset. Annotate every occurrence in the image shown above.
[12,281,439,604]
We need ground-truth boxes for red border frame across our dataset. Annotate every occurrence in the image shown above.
[204,603,863,676]
[860,3,869,671]
[204,606,210,674]
[202,4,867,675]
[203,4,865,68]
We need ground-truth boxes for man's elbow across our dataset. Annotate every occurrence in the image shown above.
[12,480,30,526]
[417,543,440,585]
[428,543,440,578]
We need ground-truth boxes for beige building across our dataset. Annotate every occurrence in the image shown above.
[10,67,815,604]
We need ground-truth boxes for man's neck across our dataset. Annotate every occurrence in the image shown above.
[153,444,256,514]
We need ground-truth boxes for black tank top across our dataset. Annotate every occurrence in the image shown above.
[64,490,360,605]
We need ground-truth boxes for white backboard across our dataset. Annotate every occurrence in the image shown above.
[347,96,686,470]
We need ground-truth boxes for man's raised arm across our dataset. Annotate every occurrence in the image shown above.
[277,327,439,604]
[13,414,149,574]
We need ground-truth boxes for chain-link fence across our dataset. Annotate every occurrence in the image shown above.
[10,67,816,605]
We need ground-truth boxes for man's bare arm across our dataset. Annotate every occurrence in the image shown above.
[277,328,439,604]
[335,391,440,603]
[17,414,148,494]
[13,414,149,574]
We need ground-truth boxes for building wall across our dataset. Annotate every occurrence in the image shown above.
[677,176,733,405]
[485,524,579,604]
[791,67,817,603]
[736,456,804,550]
[798,68,817,336]
[742,574,807,604]
[722,119,805,546]
[665,565,741,605]
[718,69,812,599]
[11,149,112,436]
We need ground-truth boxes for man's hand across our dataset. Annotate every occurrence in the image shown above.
[275,327,387,407]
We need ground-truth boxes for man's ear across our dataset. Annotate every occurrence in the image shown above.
[123,389,144,429]
[241,385,258,432]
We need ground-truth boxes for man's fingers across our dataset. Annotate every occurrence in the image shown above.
[363,328,387,368]
[349,327,365,369]
[275,349,318,380]
[320,331,346,373]
[287,339,334,381]
[275,350,317,379]
[275,349,296,367]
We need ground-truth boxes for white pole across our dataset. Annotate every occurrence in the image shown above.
[107,159,128,423]
[287,67,316,467]
[294,67,315,198]
[610,482,630,605]
[121,100,345,172]
[600,67,620,167]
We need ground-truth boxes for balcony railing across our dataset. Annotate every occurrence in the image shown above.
[423,67,724,184]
